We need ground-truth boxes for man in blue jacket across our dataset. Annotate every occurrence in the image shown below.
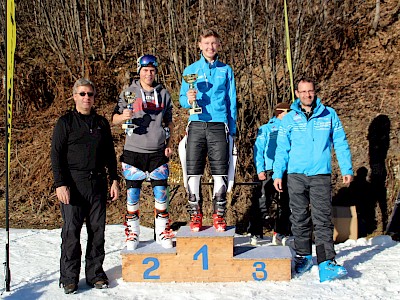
[179,28,237,232]
[273,77,353,282]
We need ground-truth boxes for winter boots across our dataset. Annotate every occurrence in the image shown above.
[189,213,203,232]
[212,214,227,232]
[272,232,290,246]
[272,232,283,245]
[249,235,261,246]
[62,283,78,294]
[188,194,203,232]
[294,255,347,282]
[155,214,174,249]
[294,254,313,275]
[187,197,227,232]
[318,260,348,282]
[125,213,140,250]
[125,212,173,250]
[212,195,227,232]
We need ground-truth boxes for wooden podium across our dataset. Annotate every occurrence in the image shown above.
[121,226,292,282]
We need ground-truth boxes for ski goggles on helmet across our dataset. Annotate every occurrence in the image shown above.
[137,55,158,73]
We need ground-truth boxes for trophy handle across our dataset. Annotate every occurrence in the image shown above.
[188,83,196,91]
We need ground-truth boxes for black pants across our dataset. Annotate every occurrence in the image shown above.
[121,149,169,173]
[248,171,290,237]
[186,122,229,175]
[288,173,335,264]
[60,172,108,285]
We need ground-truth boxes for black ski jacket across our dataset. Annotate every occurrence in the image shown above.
[51,109,118,188]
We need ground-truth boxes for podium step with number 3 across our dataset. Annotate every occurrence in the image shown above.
[121,226,292,282]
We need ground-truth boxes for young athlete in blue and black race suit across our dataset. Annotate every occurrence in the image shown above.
[273,77,353,282]
[179,29,237,232]
[112,55,174,250]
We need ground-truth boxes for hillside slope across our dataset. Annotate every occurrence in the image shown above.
[0,1,399,237]
[321,3,400,234]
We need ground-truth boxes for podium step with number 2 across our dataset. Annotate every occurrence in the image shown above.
[121,226,292,282]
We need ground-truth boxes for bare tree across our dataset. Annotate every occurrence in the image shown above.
[370,0,381,35]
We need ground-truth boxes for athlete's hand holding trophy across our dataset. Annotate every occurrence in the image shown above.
[122,91,136,137]
[183,74,202,115]
[121,91,136,130]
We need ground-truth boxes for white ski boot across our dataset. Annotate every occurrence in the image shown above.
[272,232,285,245]
[249,235,261,246]
[155,215,174,249]
[125,214,140,250]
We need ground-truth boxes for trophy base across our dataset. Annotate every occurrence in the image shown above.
[122,124,135,129]
[189,107,202,115]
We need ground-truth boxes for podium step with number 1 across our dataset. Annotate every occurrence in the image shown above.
[121,226,292,282]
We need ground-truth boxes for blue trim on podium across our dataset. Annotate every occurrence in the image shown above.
[121,240,177,255]
[234,245,292,259]
[176,225,236,238]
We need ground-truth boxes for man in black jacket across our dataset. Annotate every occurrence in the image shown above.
[51,78,119,294]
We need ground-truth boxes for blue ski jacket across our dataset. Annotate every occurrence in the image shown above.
[179,54,237,136]
[272,98,353,180]
[254,117,281,174]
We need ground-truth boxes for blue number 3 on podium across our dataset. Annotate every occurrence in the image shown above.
[252,262,268,281]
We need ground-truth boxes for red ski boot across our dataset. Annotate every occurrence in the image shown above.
[213,213,227,232]
[189,213,203,232]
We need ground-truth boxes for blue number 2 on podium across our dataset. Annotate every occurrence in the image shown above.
[143,257,160,279]
[193,245,209,270]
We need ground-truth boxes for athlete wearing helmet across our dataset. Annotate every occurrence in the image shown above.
[136,54,159,73]
[112,54,174,250]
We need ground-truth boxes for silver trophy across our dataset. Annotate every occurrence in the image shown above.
[183,74,202,115]
[122,91,136,130]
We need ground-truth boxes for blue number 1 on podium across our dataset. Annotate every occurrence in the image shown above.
[193,245,209,270]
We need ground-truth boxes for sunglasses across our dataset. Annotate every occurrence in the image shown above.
[77,92,94,97]
[277,109,291,113]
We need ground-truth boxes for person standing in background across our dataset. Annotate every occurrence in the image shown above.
[248,103,291,246]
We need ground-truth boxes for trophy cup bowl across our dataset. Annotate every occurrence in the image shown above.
[183,74,202,115]
[122,91,136,130]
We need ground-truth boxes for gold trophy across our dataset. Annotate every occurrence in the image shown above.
[122,91,136,130]
[183,74,202,115]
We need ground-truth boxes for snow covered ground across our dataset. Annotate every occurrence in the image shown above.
[1,225,399,300]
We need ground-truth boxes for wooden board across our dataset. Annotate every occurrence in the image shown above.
[121,226,292,282]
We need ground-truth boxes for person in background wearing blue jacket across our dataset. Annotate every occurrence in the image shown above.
[249,103,291,246]
[273,77,353,282]
[179,28,237,232]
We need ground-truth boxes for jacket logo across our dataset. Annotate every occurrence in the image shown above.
[293,114,302,121]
